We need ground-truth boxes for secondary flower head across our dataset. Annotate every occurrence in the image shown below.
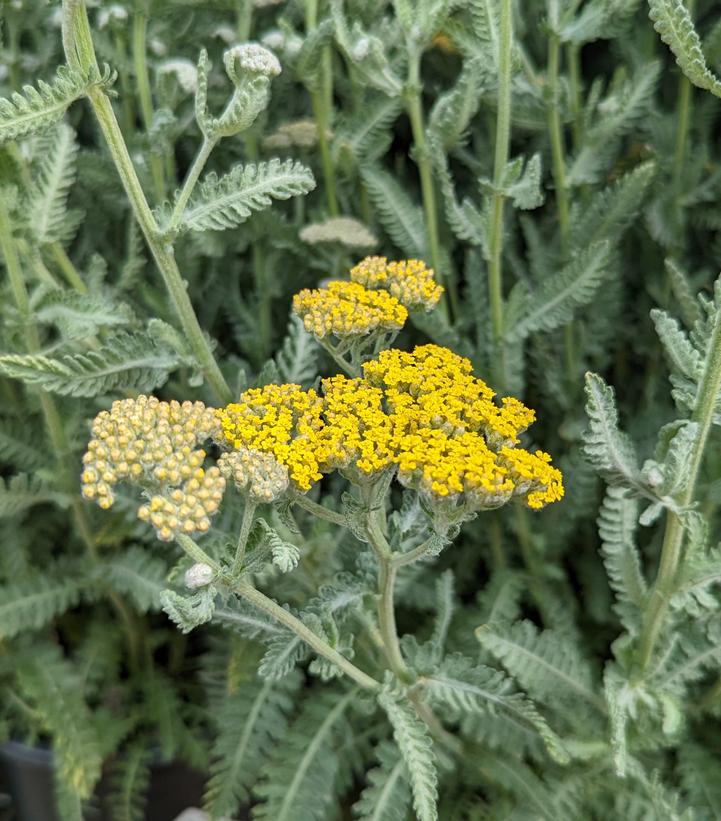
[292,280,407,340]
[218,447,290,502]
[299,217,377,250]
[350,256,444,311]
[81,396,225,541]
[217,384,326,491]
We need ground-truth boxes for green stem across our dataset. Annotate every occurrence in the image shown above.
[392,534,440,568]
[488,0,513,353]
[48,242,87,293]
[488,515,506,570]
[405,54,454,318]
[132,3,165,203]
[567,43,583,151]
[636,286,721,675]
[236,0,253,41]
[236,580,380,690]
[311,90,339,216]
[377,557,411,682]
[168,135,218,229]
[233,499,257,575]
[291,492,347,527]
[672,0,695,206]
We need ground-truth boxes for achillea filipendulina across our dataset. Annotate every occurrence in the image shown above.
[350,256,444,311]
[292,280,407,339]
[216,384,326,491]
[81,396,225,540]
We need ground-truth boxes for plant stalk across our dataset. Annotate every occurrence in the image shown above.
[233,499,257,574]
[168,135,218,229]
[636,290,721,674]
[488,0,513,351]
[62,0,232,404]
[132,3,166,203]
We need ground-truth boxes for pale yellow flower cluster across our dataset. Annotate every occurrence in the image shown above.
[81,396,224,540]
[218,448,290,502]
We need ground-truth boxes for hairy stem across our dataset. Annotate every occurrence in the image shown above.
[233,499,257,575]
[636,291,721,674]
[168,135,218,229]
[291,491,348,527]
[405,54,455,317]
[48,243,87,293]
[62,0,232,404]
[132,3,166,203]
[488,0,513,354]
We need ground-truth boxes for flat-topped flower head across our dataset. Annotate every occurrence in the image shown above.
[362,344,535,446]
[299,217,377,250]
[499,448,564,509]
[350,256,444,311]
[218,447,289,502]
[292,280,407,340]
[81,396,225,541]
[217,384,326,491]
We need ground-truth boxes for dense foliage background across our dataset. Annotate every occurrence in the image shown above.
[1,0,721,819]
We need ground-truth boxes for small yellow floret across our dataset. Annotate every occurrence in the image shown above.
[350,256,444,311]
[292,280,407,339]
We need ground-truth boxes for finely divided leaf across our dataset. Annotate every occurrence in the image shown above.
[0,571,84,639]
[104,547,168,613]
[352,741,410,821]
[0,66,93,143]
[507,241,610,341]
[276,315,319,387]
[0,473,69,517]
[0,331,180,397]
[378,690,438,821]
[176,159,315,233]
[649,0,721,96]
[361,167,427,256]
[583,372,641,486]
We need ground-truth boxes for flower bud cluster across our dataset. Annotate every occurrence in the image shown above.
[81,396,225,541]
[299,217,377,250]
[218,448,289,502]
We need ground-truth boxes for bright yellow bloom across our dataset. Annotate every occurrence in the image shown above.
[217,384,326,491]
[350,256,444,311]
[499,447,565,509]
[292,280,407,339]
[81,396,225,540]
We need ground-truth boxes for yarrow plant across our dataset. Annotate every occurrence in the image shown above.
[3,0,721,819]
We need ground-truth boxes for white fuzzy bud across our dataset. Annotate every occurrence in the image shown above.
[185,562,215,589]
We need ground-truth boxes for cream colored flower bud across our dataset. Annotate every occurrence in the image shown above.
[185,562,215,589]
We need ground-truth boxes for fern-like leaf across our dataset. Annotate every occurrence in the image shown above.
[103,546,168,613]
[0,473,69,517]
[361,166,427,256]
[583,372,641,487]
[649,0,721,97]
[204,672,301,820]
[275,315,319,387]
[507,241,610,341]
[598,486,646,630]
[175,159,315,233]
[253,688,356,821]
[0,331,179,397]
[0,569,84,639]
[0,66,96,143]
[33,289,134,340]
[352,741,410,821]
[109,745,151,821]
[0,417,47,470]
[29,124,80,245]
[476,621,603,712]
[378,690,438,821]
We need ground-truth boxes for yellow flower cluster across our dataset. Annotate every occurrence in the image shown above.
[218,448,290,502]
[292,280,407,339]
[216,345,563,510]
[81,396,225,540]
[350,256,444,311]
[217,384,326,491]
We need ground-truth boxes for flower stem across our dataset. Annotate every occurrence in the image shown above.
[168,135,218,230]
[233,499,257,575]
[132,2,166,203]
[488,0,513,353]
[635,286,721,675]
[291,491,348,528]
[48,242,87,293]
[405,53,455,318]
[62,0,232,404]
